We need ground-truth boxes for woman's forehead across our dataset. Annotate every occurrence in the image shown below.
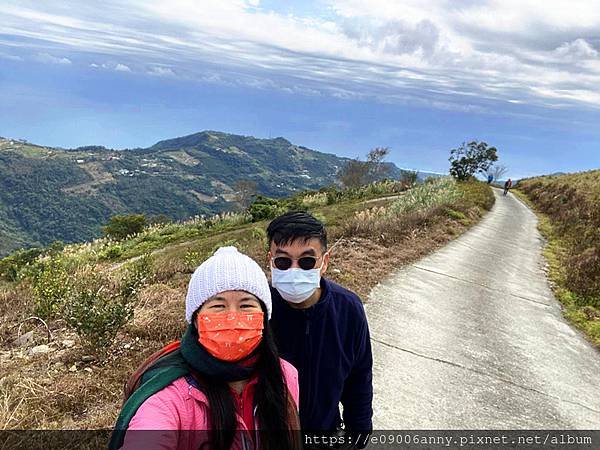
[208,290,260,301]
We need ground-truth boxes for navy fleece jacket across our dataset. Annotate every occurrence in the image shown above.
[270,278,373,433]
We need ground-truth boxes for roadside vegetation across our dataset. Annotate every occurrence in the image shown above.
[0,175,494,429]
[516,170,600,347]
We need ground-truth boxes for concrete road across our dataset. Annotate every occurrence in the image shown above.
[366,189,600,429]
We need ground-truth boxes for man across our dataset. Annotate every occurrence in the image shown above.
[503,178,513,196]
[266,211,373,449]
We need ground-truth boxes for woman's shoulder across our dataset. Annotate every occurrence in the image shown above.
[278,358,299,407]
[127,376,208,431]
[279,357,298,378]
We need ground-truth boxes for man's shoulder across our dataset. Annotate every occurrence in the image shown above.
[324,279,366,314]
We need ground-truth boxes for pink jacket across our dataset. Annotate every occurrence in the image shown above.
[121,359,299,450]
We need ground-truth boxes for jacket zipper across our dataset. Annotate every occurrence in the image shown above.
[237,392,251,450]
[305,309,311,335]
[304,309,312,419]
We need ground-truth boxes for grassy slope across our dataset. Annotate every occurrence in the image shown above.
[0,180,493,429]
[515,170,600,347]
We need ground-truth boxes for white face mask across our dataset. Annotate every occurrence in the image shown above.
[271,264,322,304]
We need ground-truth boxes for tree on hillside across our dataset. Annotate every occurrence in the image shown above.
[234,180,258,210]
[399,169,419,188]
[449,141,498,181]
[487,164,508,183]
[366,147,391,182]
[103,214,147,240]
[338,146,391,188]
[338,158,370,188]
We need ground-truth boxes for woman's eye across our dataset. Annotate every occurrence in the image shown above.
[210,304,224,309]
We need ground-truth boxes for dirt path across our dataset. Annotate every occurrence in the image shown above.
[366,189,600,428]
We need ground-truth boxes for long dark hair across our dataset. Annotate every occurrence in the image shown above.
[193,305,300,450]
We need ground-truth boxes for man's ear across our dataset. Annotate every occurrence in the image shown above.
[320,251,330,276]
[265,251,272,270]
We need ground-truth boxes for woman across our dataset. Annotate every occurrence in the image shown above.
[118,246,301,450]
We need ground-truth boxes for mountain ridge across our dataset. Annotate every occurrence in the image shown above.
[0,130,404,256]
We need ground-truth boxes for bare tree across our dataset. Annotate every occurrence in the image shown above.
[234,180,258,209]
[487,164,508,183]
[366,147,391,182]
[338,158,370,188]
[338,147,392,188]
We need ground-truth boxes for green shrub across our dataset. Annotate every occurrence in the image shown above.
[0,247,44,282]
[251,227,267,241]
[103,214,147,240]
[320,186,343,205]
[447,209,467,220]
[46,240,66,255]
[98,244,124,260]
[120,253,153,300]
[30,256,72,319]
[63,268,134,349]
[248,196,287,222]
[183,250,203,272]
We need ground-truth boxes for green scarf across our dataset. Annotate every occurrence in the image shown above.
[109,324,259,450]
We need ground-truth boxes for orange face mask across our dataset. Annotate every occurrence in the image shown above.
[196,311,264,362]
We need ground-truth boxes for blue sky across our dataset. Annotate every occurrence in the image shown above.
[1,0,599,178]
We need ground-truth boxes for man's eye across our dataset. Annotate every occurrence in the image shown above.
[240,304,257,308]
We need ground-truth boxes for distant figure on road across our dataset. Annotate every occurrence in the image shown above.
[487,174,494,184]
[503,178,513,196]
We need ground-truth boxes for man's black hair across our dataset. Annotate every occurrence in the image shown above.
[267,211,327,251]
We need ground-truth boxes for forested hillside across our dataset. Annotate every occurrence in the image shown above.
[0,132,401,256]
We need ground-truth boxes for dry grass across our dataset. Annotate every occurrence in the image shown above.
[0,181,493,430]
[516,170,600,347]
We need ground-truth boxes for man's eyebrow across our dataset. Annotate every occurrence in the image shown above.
[274,247,318,256]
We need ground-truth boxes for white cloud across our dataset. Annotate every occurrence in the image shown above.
[554,39,598,60]
[34,52,71,64]
[0,52,23,61]
[89,61,133,72]
[147,66,175,77]
[2,0,600,109]
[114,63,131,72]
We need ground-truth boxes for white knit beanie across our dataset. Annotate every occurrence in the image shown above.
[185,246,272,323]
